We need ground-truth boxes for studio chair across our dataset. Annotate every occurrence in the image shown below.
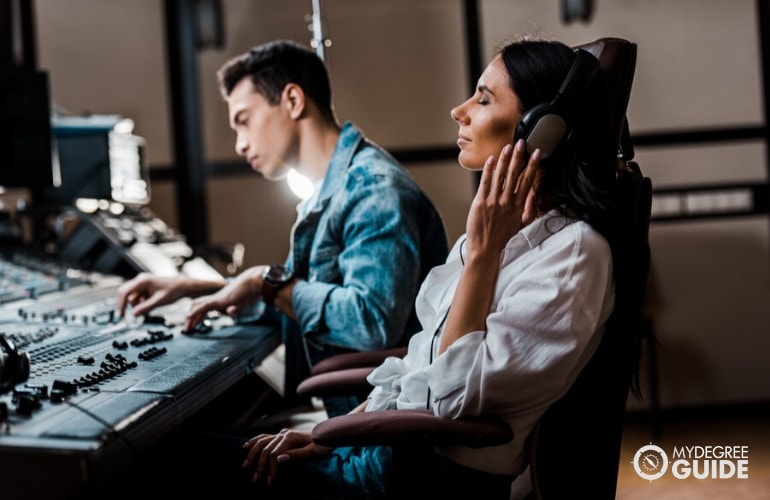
[296,346,406,400]
[525,163,651,499]
[523,38,651,500]
[306,37,651,500]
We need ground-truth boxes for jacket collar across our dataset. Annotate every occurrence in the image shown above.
[313,121,363,208]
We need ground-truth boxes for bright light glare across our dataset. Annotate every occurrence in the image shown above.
[286,168,314,200]
[75,198,100,213]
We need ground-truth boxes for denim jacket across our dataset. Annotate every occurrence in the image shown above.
[254,122,448,397]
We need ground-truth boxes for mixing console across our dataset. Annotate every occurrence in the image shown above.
[0,251,278,499]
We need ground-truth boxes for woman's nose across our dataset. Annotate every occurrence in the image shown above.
[451,103,467,124]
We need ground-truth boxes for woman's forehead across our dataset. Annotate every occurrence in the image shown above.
[479,56,511,92]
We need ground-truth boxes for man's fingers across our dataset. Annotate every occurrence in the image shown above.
[116,286,142,317]
[129,291,164,317]
[116,293,128,317]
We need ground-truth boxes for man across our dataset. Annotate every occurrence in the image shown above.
[116,40,448,416]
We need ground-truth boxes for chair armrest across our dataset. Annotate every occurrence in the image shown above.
[311,409,514,448]
[310,346,408,375]
[296,367,375,398]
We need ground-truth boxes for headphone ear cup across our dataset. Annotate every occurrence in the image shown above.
[515,103,567,159]
[0,335,30,392]
[514,49,599,161]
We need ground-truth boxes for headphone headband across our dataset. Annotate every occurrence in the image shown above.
[514,48,600,159]
[552,49,600,109]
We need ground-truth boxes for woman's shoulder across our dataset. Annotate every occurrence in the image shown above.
[538,214,609,246]
[529,215,612,263]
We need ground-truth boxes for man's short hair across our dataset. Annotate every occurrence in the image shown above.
[217,39,334,121]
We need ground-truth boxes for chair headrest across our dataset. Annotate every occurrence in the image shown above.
[574,38,637,159]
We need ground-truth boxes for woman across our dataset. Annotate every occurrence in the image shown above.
[234,37,620,499]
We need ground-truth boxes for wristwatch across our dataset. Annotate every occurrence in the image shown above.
[261,264,294,306]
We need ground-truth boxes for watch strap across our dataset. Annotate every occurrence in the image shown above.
[261,264,293,306]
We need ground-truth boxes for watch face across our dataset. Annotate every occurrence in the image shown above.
[262,265,293,306]
[266,265,292,283]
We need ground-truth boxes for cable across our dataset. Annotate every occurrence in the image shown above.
[425,238,466,408]
[426,308,450,409]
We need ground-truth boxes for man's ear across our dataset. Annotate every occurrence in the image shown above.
[282,83,306,120]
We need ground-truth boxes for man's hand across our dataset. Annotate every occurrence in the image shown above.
[184,265,267,331]
[116,273,189,317]
[116,273,227,318]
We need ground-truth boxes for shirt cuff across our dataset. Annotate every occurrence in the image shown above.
[424,330,486,408]
[232,300,267,324]
[291,279,334,335]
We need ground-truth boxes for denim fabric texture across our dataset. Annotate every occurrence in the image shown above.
[241,121,448,400]
[263,443,515,499]
[267,445,394,500]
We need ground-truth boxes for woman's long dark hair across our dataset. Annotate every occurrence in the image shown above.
[499,39,619,243]
[499,39,650,398]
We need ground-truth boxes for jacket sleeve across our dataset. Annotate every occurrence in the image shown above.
[291,170,437,352]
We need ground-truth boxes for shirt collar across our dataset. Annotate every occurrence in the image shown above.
[514,210,574,250]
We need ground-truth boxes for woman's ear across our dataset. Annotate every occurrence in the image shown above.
[282,83,306,120]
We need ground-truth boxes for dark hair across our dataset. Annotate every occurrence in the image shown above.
[500,39,652,398]
[498,39,618,241]
[217,40,335,122]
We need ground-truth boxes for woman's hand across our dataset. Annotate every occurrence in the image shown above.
[465,139,541,261]
[184,265,267,331]
[241,428,332,486]
[439,140,541,353]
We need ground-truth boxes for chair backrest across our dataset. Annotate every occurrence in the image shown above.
[526,38,652,500]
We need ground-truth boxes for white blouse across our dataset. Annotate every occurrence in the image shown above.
[366,211,615,476]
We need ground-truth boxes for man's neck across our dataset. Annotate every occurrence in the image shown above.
[295,119,341,183]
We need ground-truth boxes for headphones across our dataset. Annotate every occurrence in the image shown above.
[0,334,30,394]
[513,48,600,159]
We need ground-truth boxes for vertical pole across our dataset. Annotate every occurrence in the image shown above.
[0,0,13,68]
[310,0,328,62]
[758,0,770,219]
[19,0,35,69]
[462,0,483,96]
[163,0,208,247]
[463,0,483,189]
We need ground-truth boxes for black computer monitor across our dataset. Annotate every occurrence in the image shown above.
[0,68,54,201]
[45,126,113,206]
[46,116,150,207]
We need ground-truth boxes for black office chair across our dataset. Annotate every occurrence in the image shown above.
[305,37,651,500]
[519,37,651,500]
